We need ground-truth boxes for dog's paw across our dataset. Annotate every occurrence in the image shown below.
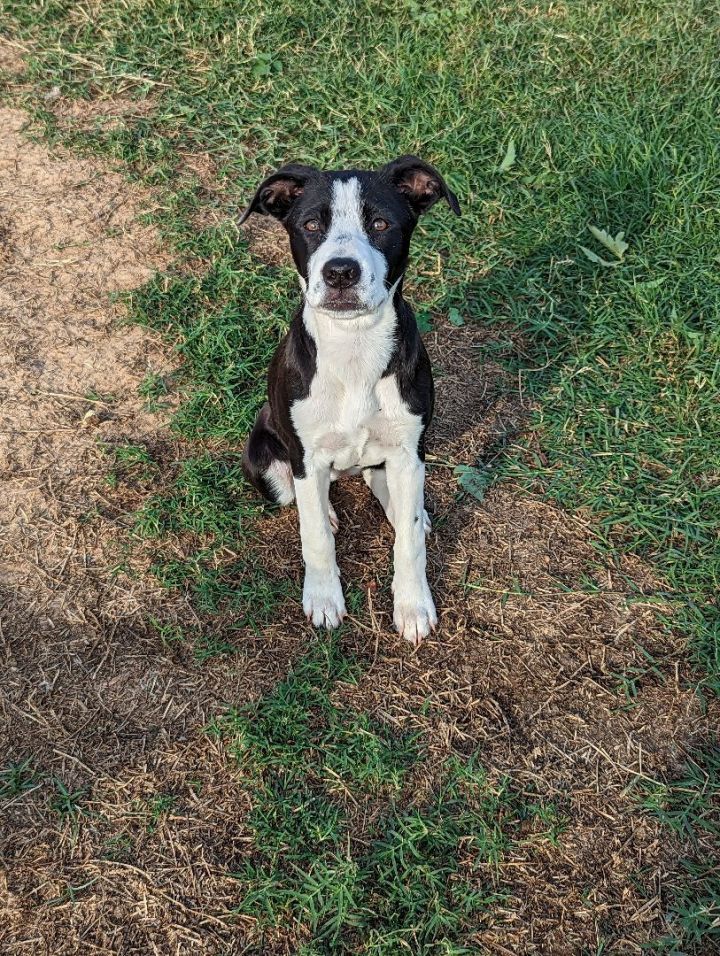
[328,502,339,534]
[303,569,346,629]
[393,583,437,645]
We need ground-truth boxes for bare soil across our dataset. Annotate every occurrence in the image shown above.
[0,104,715,955]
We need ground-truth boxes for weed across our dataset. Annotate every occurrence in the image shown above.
[51,779,86,819]
[0,758,40,800]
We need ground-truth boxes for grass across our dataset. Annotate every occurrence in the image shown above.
[4,0,717,684]
[138,370,172,412]
[212,637,561,949]
[50,779,87,819]
[639,748,720,951]
[104,441,157,488]
[144,793,177,833]
[0,758,40,800]
[2,0,719,950]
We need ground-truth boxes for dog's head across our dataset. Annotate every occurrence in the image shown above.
[240,156,460,318]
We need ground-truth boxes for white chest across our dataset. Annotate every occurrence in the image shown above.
[290,308,423,471]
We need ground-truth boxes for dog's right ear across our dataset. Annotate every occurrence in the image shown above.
[239,163,318,224]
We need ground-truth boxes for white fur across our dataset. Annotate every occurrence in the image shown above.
[294,467,346,628]
[264,456,338,528]
[363,468,431,534]
[290,296,436,643]
[385,450,437,643]
[291,296,404,472]
[305,178,389,315]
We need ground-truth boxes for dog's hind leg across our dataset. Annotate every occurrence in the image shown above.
[244,404,338,530]
[363,466,430,533]
[243,403,295,505]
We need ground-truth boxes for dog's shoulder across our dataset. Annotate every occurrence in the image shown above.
[269,307,317,402]
[382,295,434,431]
[265,307,317,472]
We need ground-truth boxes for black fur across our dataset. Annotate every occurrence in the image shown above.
[242,402,290,500]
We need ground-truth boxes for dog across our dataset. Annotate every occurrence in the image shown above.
[240,156,460,642]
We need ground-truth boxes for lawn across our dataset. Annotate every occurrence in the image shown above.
[1,0,719,952]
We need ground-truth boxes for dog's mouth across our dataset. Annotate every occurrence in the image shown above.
[304,276,399,318]
[319,290,364,313]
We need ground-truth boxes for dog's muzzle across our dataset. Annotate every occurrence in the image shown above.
[321,257,362,311]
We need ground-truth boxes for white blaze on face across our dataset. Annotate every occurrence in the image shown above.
[306,177,389,314]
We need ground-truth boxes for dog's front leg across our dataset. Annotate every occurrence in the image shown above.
[385,449,437,643]
[295,466,346,629]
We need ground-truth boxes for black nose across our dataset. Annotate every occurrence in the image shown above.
[322,257,360,289]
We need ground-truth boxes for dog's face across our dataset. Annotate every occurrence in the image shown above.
[241,156,460,318]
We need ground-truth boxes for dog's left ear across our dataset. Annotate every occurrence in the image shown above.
[239,163,319,223]
[380,155,461,217]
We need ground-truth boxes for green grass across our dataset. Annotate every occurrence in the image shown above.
[4,0,717,685]
[212,637,561,949]
[138,370,172,412]
[144,792,177,833]
[104,441,157,488]
[50,778,87,819]
[133,452,255,540]
[639,747,720,951]
[2,0,719,949]
[0,758,40,800]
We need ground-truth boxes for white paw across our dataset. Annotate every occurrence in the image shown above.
[328,503,339,534]
[303,569,346,629]
[392,582,437,644]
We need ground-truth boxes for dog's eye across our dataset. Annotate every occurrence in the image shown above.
[304,219,321,232]
[371,218,389,231]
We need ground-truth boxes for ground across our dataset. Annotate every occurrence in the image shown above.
[0,3,718,954]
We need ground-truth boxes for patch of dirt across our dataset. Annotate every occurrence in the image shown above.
[241,213,292,266]
[178,150,219,190]
[0,105,171,598]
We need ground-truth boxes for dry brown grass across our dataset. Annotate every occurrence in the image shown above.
[0,107,271,953]
[240,214,291,267]
[0,38,27,77]
[50,95,156,133]
[0,103,171,615]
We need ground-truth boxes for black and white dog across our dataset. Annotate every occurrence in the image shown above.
[240,156,460,642]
